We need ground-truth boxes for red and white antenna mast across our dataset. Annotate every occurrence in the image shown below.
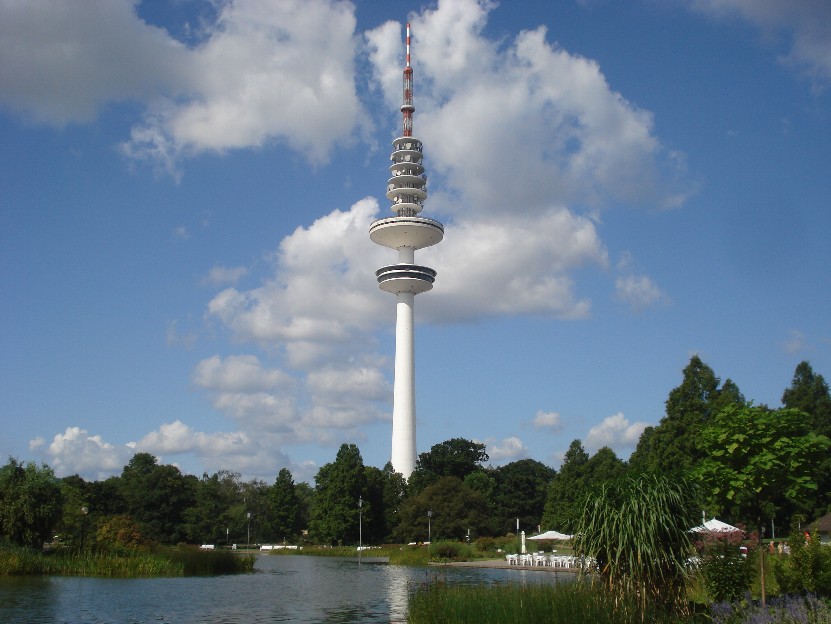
[401,22,414,137]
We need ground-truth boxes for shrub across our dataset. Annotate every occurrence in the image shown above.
[694,528,756,602]
[429,540,474,562]
[773,531,831,597]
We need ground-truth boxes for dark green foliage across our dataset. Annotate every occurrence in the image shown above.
[574,473,699,614]
[119,453,196,544]
[309,443,365,545]
[264,468,301,542]
[183,470,243,545]
[491,459,554,535]
[782,361,831,518]
[773,530,831,597]
[395,477,488,542]
[694,529,756,602]
[542,442,626,534]
[0,458,63,548]
[408,438,488,493]
[629,356,744,476]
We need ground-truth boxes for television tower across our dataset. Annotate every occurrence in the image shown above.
[370,23,443,479]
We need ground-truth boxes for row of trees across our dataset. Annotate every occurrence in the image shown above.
[2,359,829,550]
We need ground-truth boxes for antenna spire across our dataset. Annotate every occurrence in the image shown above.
[401,22,414,137]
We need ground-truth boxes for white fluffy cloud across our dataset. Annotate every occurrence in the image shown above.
[533,410,564,430]
[614,274,668,312]
[30,427,131,481]
[0,0,190,125]
[485,436,528,462]
[584,412,649,455]
[123,0,366,173]
[367,0,689,214]
[0,0,366,175]
[688,0,831,85]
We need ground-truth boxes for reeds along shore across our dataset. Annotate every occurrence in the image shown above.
[406,582,709,624]
[0,544,255,577]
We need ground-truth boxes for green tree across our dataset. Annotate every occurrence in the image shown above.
[463,469,499,535]
[264,468,300,542]
[629,356,744,475]
[492,459,554,535]
[395,477,489,542]
[309,444,365,545]
[119,453,196,543]
[381,462,407,541]
[409,438,488,493]
[782,361,831,516]
[0,458,63,548]
[541,440,588,533]
[184,470,243,545]
[57,474,92,548]
[694,404,831,537]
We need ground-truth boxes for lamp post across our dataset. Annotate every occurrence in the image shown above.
[80,506,88,552]
[247,512,251,550]
[358,496,363,562]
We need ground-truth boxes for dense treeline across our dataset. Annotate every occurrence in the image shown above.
[2,359,829,551]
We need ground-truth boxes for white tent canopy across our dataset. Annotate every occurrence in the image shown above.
[528,530,573,540]
[690,518,741,533]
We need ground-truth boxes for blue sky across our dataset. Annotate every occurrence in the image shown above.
[1,0,829,483]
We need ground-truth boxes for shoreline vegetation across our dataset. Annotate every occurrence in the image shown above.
[0,544,254,577]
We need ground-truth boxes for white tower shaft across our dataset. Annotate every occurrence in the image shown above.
[391,292,416,476]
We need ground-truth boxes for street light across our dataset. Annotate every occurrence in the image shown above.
[247,512,251,550]
[358,496,363,562]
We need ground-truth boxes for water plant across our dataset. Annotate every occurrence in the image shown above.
[407,580,707,624]
[573,472,698,616]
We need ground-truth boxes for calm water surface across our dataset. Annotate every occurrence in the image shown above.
[0,555,569,623]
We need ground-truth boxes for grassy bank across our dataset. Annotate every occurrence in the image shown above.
[0,545,255,577]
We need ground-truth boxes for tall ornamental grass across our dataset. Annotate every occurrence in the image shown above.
[573,473,698,616]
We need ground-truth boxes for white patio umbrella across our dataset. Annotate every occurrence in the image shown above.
[690,518,741,533]
[528,530,573,540]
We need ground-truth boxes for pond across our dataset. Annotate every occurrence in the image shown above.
[0,554,569,623]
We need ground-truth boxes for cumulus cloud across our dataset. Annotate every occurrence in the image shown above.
[614,274,668,312]
[30,427,131,480]
[584,412,649,455]
[367,0,691,214]
[0,0,367,175]
[485,436,528,462]
[533,410,564,430]
[0,0,190,125]
[122,0,366,174]
[687,0,831,86]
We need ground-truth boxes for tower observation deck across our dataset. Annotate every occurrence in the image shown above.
[369,23,443,478]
